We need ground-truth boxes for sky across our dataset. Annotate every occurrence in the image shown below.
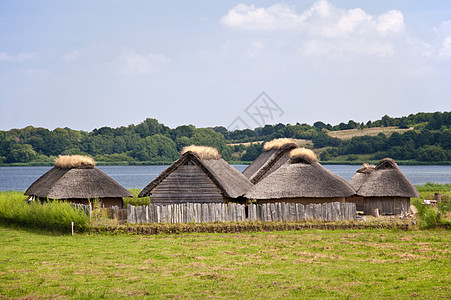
[1,0,451,132]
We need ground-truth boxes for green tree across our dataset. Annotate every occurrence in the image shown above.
[320,150,331,161]
[6,144,37,163]
[132,134,178,162]
[189,128,232,160]
[241,143,263,161]
[416,145,447,162]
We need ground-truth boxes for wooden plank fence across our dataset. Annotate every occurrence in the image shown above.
[70,203,92,218]
[126,202,356,224]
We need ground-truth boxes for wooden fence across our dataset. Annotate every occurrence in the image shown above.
[125,202,356,224]
[70,203,92,218]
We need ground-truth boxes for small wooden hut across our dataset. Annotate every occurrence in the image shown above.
[138,145,253,204]
[242,138,298,184]
[245,148,355,204]
[24,155,132,208]
[351,158,419,215]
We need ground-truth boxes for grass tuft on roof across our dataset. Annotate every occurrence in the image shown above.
[357,163,375,173]
[289,148,317,163]
[181,145,221,160]
[54,155,96,169]
[263,138,297,151]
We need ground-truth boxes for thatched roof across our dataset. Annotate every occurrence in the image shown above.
[25,155,132,199]
[354,158,419,198]
[243,138,298,184]
[245,149,355,200]
[349,163,375,191]
[138,147,253,198]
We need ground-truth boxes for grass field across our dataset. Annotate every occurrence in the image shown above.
[327,126,414,140]
[0,226,450,299]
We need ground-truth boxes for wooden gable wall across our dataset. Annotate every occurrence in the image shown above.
[149,160,225,204]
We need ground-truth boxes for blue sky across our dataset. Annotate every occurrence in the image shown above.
[1,0,450,131]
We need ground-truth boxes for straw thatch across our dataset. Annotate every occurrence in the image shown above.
[245,151,355,202]
[263,138,297,151]
[25,155,132,205]
[181,145,221,160]
[349,163,375,191]
[138,147,253,203]
[243,138,298,184]
[54,155,96,169]
[355,158,419,198]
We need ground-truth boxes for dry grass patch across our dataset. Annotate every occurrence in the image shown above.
[327,126,414,140]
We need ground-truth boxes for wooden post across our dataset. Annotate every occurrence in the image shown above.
[269,203,275,222]
[71,222,74,236]
[209,203,215,222]
[156,206,161,223]
[372,208,380,218]
[434,193,442,202]
[298,204,304,221]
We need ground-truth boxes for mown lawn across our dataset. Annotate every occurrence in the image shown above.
[0,227,449,299]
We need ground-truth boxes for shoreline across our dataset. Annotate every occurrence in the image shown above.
[1,160,451,167]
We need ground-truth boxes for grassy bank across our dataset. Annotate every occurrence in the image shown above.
[0,226,449,299]
[0,192,90,233]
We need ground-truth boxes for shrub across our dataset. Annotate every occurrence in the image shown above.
[412,198,451,229]
[346,154,358,161]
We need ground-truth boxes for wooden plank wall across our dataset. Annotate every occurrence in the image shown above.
[126,202,356,224]
[363,197,410,215]
[149,163,224,204]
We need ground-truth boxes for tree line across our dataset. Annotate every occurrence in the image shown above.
[0,111,450,164]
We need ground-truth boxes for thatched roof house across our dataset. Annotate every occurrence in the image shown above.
[243,138,298,184]
[25,155,132,208]
[350,158,419,215]
[245,148,355,204]
[138,145,253,204]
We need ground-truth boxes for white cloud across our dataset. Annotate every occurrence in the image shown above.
[220,1,407,57]
[119,48,169,75]
[0,52,36,62]
[434,21,451,58]
[219,3,305,30]
[375,10,405,36]
[221,1,404,36]
[63,51,81,62]
[437,36,451,57]
[434,20,451,36]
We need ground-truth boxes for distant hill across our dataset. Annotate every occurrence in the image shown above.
[0,111,450,165]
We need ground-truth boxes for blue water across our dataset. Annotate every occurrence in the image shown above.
[0,164,450,191]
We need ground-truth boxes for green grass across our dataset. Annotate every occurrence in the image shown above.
[123,189,150,206]
[412,185,451,228]
[0,192,89,233]
[416,183,451,193]
[0,226,449,299]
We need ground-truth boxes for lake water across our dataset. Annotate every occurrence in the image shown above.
[0,164,450,191]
